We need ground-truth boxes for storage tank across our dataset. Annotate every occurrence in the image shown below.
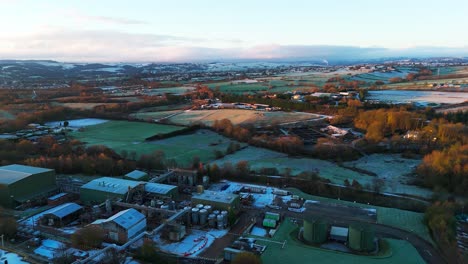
[202,176,210,186]
[199,209,208,225]
[196,185,204,194]
[188,175,194,186]
[208,214,216,227]
[217,215,224,229]
[348,224,375,252]
[169,201,176,210]
[203,205,212,213]
[105,199,112,214]
[191,208,199,225]
[150,200,156,207]
[213,210,220,216]
[302,219,328,244]
[196,204,204,209]
[221,210,228,227]
[161,205,169,210]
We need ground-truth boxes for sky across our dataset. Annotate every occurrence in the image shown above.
[0,0,467,62]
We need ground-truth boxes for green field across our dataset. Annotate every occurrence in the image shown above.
[130,110,182,121]
[256,219,425,264]
[0,109,14,120]
[286,188,433,244]
[72,122,241,166]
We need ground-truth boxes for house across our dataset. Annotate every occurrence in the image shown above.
[91,209,147,244]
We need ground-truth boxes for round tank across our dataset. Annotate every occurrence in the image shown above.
[203,205,212,213]
[303,219,328,244]
[199,209,208,225]
[191,208,199,224]
[169,201,176,210]
[202,176,209,185]
[208,214,216,227]
[188,175,194,186]
[217,215,224,229]
[213,210,220,215]
[349,224,375,252]
[221,211,228,227]
[161,205,169,210]
[156,200,164,206]
[196,185,204,194]
[196,204,204,209]
[150,200,156,207]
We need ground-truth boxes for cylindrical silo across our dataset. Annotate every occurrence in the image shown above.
[161,205,169,210]
[208,214,216,227]
[217,215,224,229]
[221,210,228,227]
[191,208,199,225]
[349,224,375,252]
[302,219,328,244]
[202,176,210,186]
[203,205,212,214]
[197,185,204,194]
[196,204,204,209]
[213,210,220,216]
[199,209,208,225]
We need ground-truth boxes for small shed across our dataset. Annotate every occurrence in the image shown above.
[42,203,83,227]
[330,226,349,242]
[124,170,148,181]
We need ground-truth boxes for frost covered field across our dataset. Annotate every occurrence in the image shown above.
[45,118,109,128]
[367,90,468,104]
[0,250,29,264]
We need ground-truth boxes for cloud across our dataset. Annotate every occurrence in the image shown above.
[80,15,148,25]
[0,29,467,63]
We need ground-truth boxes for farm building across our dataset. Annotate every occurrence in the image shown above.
[80,177,145,204]
[41,203,83,227]
[124,170,148,181]
[0,164,56,208]
[47,192,74,206]
[91,208,146,244]
[145,182,179,199]
[191,190,240,212]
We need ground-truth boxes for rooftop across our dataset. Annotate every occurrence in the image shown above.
[44,203,82,219]
[81,177,142,195]
[192,190,239,204]
[145,182,177,195]
[106,208,145,229]
[125,170,147,180]
[330,226,349,237]
[0,164,54,185]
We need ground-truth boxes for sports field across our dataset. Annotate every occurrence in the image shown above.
[257,219,425,264]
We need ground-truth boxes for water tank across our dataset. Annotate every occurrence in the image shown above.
[196,204,204,209]
[348,224,375,252]
[92,205,101,215]
[169,201,176,210]
[217,215,224,229]
[161,205,169,210]
[208,214,216,227]
[197,185,204,194]
[221,211,228,227]
[303,219,328,244]
[188,175,194,186]
[213,210,220,216]
[150,200,156,207]
[105,199,112,214]
[203,205,212,213]
[191,208,199,224]
[156,200,164,207]
[199,209,208,225]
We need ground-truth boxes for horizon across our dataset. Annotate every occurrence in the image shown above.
[1,0,468,62]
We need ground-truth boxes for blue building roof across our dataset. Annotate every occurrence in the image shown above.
[125,170,148,180]
[81,177,142,195]
[45,203,82,219]
[106,208,145,230]
[0,164,54,185]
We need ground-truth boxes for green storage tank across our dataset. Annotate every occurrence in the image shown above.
[263,218,277,228]
[265,212,280,221]
[303,219,328,244]
[348,224,375,252]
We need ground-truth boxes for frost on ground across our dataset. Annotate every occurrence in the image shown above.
[250,227,268,237]
[34,239,65,259]
[153,229,227,257]
[45,118,109,128]
[0,250,29,264]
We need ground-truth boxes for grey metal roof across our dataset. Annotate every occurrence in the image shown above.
[45,203,82,219]
[192,190,239,204]
[0,164,53,185]
[330,226,349,237]
[106,208,145,229]
[125,170,147,180]
[145,182,177,195]
[80,177,142,195]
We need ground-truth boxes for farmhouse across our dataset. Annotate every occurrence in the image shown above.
[41,203,83,227]
[0,164,56,208]
[91,208,147,244]
[191,190,240,212]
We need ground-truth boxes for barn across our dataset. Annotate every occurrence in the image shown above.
[91,208,147,244]
[41,203,83,227]
[0,164,56,208]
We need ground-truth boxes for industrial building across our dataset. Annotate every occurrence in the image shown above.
[0,164,56,208]
[145,182,178,200]
[41,203,83,227]
[80,177,179,204]
[80,177,144,204]
[124,170,148,181]
[191,190,240,212]
[91,208,147,244]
